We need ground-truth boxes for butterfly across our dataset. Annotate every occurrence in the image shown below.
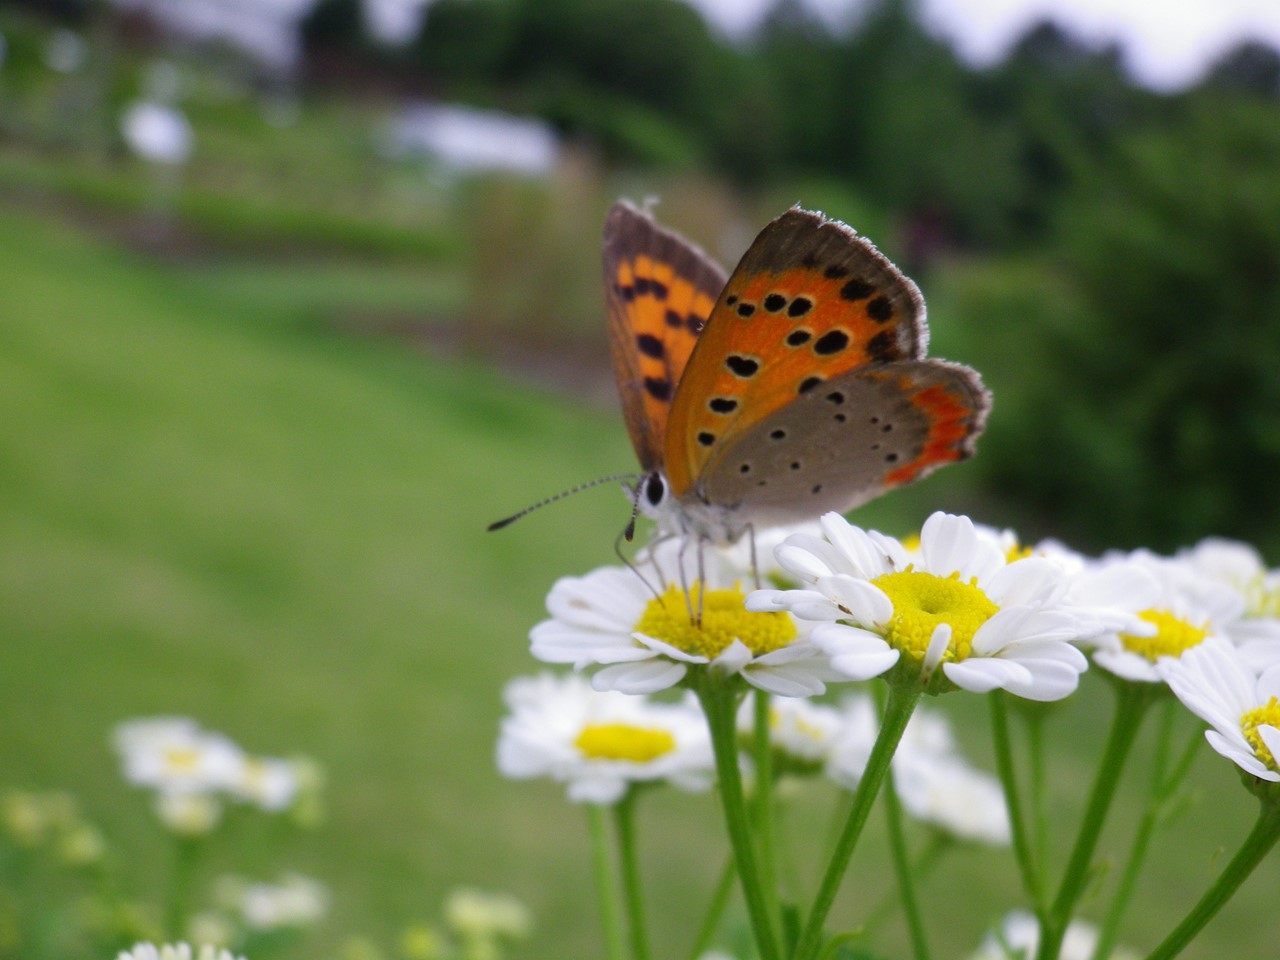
[604,200,990,544]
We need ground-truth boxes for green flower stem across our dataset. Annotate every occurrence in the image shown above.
[1037,681,1154,960]
[753,690,783,929]
[587,804,627,960]
[883,767,931,960]
[1143,798,1280,960]
[698,681,782,960]
[686,857,737,960]
[1025,706,1051,871]
[793,679,923,960]
[990,692,1046,916]
[614,792,651,960]
[167,835,201,938]
[1092,702,1199,960]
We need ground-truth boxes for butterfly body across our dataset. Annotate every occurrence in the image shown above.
[604,202,989,544]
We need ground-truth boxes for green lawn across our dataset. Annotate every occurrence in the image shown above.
[1,204,1277,960]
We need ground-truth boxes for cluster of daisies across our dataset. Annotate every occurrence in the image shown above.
[113,717,322,834]
[502,510,1280,800]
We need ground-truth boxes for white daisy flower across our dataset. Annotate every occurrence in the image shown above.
[1082,552,1246,682]
[237,873,329,930]
[827,695,1010,845]
[496,673,713,804]
[117,944,245,960]
[1177,538,1280,670]
[227,755,300,812]
[736,692,843,775]
[749,512,1094,701]
[530,537,836,697]
[1157,637,1280,782]
[114,717,245,797]
[969,910,1135,960]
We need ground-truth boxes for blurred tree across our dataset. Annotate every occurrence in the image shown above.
[981,93,1280,554]
[414,0,731,166]
[300,0,367,50]
[1205,41,1280,99]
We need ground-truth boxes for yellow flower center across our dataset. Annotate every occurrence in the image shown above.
[634,583,797,659]
[1006,543,1033,563]
[162,747,201,775]
[1240,697,1280,773]
[574,723,676,763]
[1243,577,1280,619]
[1119,609,1208,661]
[773,708,825,745]
[870,569,998,662]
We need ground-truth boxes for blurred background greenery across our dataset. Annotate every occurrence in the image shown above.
[3,0,1280,957]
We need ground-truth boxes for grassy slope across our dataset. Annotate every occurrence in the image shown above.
[0,205,1276,959]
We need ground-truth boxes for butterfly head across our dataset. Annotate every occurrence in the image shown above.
[631,470,744,544]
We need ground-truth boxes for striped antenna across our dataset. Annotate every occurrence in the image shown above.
[487,473,640,532]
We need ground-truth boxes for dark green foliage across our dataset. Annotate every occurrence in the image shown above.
[969,94,1280,554]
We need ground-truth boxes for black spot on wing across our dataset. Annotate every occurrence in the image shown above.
[787,297,813,317]
[643,377,672,401]
[840,278,875,302]
[636,333,664,359]
[814,329,850,355]
[867,295,894,322]
[726,355,760,378]
[866,330,899,363]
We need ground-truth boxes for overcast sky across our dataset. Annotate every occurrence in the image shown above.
[349,0,1280,90]
[685,0,1280,90]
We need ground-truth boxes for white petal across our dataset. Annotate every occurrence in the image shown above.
[814,575,894,626]
[591,660,687,695]
[984,558,1063,607]
[634,633,710,664]
[922,622,952,676]
[1205,730,1279,780]
[1000,659,1084,701]
[943,657,1030,693]
[744,663,828,697]
[920,512,1002,582]
[818,512,897,578]
[775,536,847,582]
[710,639,754,675]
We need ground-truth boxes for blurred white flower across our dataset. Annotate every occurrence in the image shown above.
[751,512,1095,701]
[228,755,299,812]
[969,910,1136,960]
[828,695,1010,844]
[117,943,245,960]
[531,537,834,697]
[114,717,244,797]
[1082,552,1246,682]
[121,101,194,165]
[497,673,713,804]
[1177,538,1280,670]
[443,887,532,942]
[239,873,329,930]
[186,912,236,951]
[155,791,222,836]
[736,692,842,774]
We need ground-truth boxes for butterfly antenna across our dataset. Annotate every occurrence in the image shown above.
[622,476,649,542]
[487,473,639,532]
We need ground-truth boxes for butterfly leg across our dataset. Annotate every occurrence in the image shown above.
[745,522,762,590]
[616,528,670,603]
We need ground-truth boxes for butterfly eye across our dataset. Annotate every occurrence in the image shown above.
[645,473,667,507]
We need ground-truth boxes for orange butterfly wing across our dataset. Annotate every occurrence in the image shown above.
[664,207,987,518]
[602,202,727,472]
